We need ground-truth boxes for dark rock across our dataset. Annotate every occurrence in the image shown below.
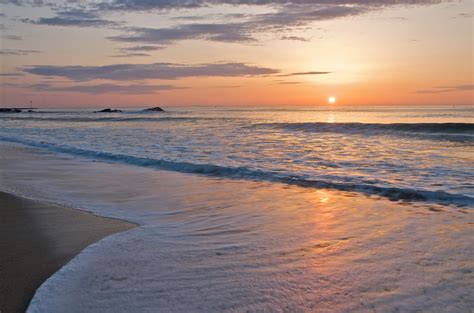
[0,108,22,113]
[142,106,164,112]
[94,108,123,113]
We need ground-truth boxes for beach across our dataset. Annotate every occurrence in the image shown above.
[0,140,472,312]
[0,191,134,313]
[1,0,472,309]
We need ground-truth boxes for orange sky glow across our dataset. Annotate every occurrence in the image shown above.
[1,0,472,107]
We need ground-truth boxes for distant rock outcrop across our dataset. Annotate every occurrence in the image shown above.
[0,108,22,113]
[142,106,164,112]
[95,108,123,113]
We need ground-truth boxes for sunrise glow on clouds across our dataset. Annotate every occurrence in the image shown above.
[0,0,472,107]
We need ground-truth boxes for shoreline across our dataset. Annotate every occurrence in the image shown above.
[1,142,473,312]
[0,191,135,313]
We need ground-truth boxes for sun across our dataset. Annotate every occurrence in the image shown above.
[328,96,336,104]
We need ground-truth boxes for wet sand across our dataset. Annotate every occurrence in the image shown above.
[0,191,135,313]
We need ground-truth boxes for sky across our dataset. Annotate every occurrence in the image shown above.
[0,0,473,107]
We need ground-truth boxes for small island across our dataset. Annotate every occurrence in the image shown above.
[0,108,37,113]
[142,107,164,112]
[94,108,123,113]
[0,108,23,113]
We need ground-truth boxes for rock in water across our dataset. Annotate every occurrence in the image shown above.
[142,107,164,112]
[95,108,123,113]
[0,108,22,113]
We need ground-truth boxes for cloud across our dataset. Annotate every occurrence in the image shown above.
[171,13,249,21]
[11,0,443,47]
[22,9,118,27]
[0,0,44,5]
[96,1,444,11]
[109,22,254,45]
[111,45,164,57]
[27,82,183,94]
[106,4,367,45]
[416,84,474,94]
[120,45,164,52]
[456,12,473,18]
[21,62,279,81]
[280,36,309,42]
[111,52,152,58]
[3,35,22,40]
[12,0,446,47]
[107,4,367,45]
[278,71,331,77]
[0,48,40,55]
[276,81,303,84]
[107,1,444,46]
[0,72,24,76]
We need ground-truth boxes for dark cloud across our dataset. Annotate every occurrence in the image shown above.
[22,9,118,27]
[107,4,367,45]
[0,72,24,76]
[21,62,279,81]
[109,22,254,45]
[97,0,444,11]
[111,52,152,57]
[0,0,44,5]
[112,45,164,57]
[106,1,444,46]
[27,82,183,94]
[6,0,446,54]
[11,0,444,46]
[278,71,331,77]
[0,48,40,55]
[120,45,164,52]
[255,3,368,28]
[416,84,474,94]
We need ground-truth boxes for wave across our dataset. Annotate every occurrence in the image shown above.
[259,122,474,133]
[1,136,472,207]
[257,122,474,141]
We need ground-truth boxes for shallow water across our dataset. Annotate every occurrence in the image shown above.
[0,143,472,312]
[1,106,473,206]
[0,106,473,312]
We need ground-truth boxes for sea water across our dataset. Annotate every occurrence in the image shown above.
[1,106,473,206]
[0,105,473,312]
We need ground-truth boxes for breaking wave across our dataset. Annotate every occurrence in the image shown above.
[256,122,474,142]
[1,135,472,207]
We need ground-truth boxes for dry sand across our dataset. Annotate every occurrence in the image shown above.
[0,191,134,313]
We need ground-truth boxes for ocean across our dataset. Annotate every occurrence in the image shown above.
[1,105,473,312]
[1,106,473,206]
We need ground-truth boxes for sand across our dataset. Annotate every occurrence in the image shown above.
[0,191,135,313]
